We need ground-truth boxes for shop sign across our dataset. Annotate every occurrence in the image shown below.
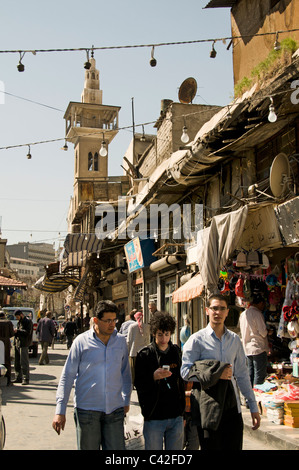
[124,238,157,273]
[112,281,128,300]
[274,197,299,246]
[237,206,282,250]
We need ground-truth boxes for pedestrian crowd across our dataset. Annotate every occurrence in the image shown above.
[51,296,264,451]
[0,295,267,451]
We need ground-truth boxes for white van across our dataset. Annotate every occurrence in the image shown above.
[2,307,38,357]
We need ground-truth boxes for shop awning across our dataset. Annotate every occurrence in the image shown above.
[34,274,80,293]
[0,276,27,289]
[61,233,103,271]
[172,273,204,303]
[73,267,90,302]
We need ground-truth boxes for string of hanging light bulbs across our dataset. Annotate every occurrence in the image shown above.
[0,83,295,158]
[1,28,298,71]
[179,94,279,144]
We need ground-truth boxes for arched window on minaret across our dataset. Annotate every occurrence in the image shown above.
[94,152,99,171]
[88,152,99,171]
[88,152,93,171]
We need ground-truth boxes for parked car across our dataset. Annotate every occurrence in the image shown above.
[2,307,38,358]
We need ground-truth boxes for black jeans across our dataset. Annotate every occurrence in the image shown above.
[197,406,243,450]
[14,346,30,381]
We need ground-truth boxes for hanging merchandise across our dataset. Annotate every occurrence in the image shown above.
[243,277,252,300]
[261,253,270,270]
[235,251,247,268]
[247,250,260,267]
[269,286,283,311]
[287,321,299,338]
[235,276,245,298]
[217,277,225,291]
[283,300,299,322]
[220,280,230,295]
[266,274,279,288]
[229,275,238,292]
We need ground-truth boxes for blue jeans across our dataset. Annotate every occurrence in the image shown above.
[143,416,184,450]
[247,352,268,386]
[74,407,125,450]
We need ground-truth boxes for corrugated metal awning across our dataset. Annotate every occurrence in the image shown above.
[172,273,204,303]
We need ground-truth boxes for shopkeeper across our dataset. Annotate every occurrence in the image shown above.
[239,294,269,386]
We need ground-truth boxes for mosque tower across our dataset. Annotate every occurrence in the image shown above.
[64,53,121,224]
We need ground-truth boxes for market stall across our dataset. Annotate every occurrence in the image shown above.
[217,249,299,427]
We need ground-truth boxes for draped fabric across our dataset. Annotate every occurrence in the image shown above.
[197,206,249,295]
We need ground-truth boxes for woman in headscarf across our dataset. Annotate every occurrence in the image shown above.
[127,312,150,385]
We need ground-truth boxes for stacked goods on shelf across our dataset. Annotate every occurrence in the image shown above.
[283,402,299,428]
[260,395,285,424]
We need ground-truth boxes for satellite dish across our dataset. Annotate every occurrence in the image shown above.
[178,77,197,104]
[269,152,291,197]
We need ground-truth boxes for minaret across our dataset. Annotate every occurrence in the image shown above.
[81,52,103,105]
[64,56,121,223]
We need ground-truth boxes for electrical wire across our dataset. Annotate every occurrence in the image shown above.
[0,90,64,112]
[0,83,295,153]
[0,28,298,55]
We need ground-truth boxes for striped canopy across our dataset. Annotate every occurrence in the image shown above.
[34,274,80,293]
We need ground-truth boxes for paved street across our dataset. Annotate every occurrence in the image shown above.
[0,343,281,451]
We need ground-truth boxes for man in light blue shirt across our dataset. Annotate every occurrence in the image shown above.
[52,300,132,450]
[181,294,260,450]
[119,309,136,338]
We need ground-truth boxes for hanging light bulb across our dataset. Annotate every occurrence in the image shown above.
[181,126,189,143]
[99,134,108,157]
[181,117,190,143]
[61,140,68,151]
[210,41,217,58]
[84,49,91,69]
[268,97,277,123]
[140,125,146,142]
[274,32,280,51]
[17,52,25,72]
[149,46,157,67]
[27,145,32,159]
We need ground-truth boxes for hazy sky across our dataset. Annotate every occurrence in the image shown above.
[0,0,233,249]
